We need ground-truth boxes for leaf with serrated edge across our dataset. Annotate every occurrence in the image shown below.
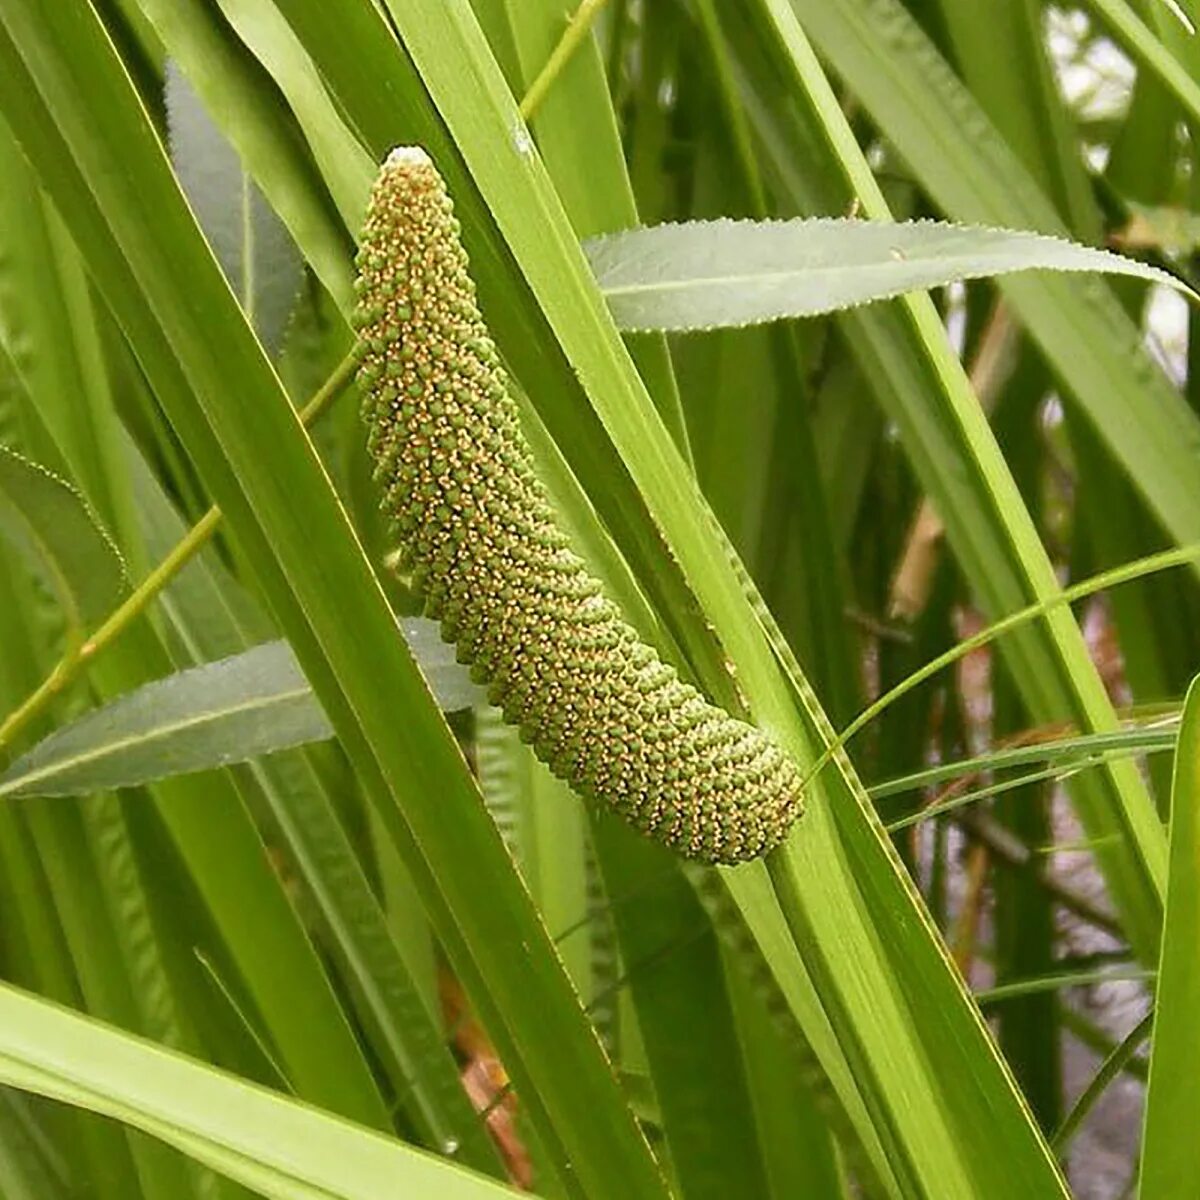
[585,217,1194,331]
[0,445,125,629]
[0,628,481,799]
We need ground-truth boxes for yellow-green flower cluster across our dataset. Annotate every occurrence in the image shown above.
[354,147,803,863]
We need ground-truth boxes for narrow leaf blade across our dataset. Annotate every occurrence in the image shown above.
[587,217,1193,331]
[0,641,327,798]
[1140,674,1200,1197]
[0,627,480,799]
[0,982,520,1200]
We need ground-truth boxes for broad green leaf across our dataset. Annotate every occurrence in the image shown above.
[587,217,1192,331]
[1139,674,1200,1198]
[0,626,482,799]
[0,445,125,630]
[166,60,301,355]
[0,983,520,1200]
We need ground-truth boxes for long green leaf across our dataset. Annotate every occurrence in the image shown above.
[0,642,327,799]
[0,630,482,800]
[0,983,520,1200]
[1139,674,1200,1197]
[587,217,1191,330]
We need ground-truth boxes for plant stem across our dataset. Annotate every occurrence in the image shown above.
[518,0,610,122]
[0,349,360,756]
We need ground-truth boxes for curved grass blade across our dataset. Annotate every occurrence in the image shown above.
[587,218,1193,332]
[885,750,1170,836]
[0,982,521,1200]
[1053,1010,1153,1156]
[870,717,1182,802]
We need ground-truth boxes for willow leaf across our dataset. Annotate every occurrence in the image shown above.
[587,217,1192,331]
[0,626,481,800]
[0,445,125,630]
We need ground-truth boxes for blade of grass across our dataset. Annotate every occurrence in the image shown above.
[0,983,523,1200]
[1139,675,1200,1196]
[806,544,1200,787]
[1054,1009,1153,1156]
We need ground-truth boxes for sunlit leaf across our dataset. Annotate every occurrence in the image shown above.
[0,982,519,1200]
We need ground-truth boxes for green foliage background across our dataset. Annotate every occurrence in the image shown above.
[0,2,1198,1198]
